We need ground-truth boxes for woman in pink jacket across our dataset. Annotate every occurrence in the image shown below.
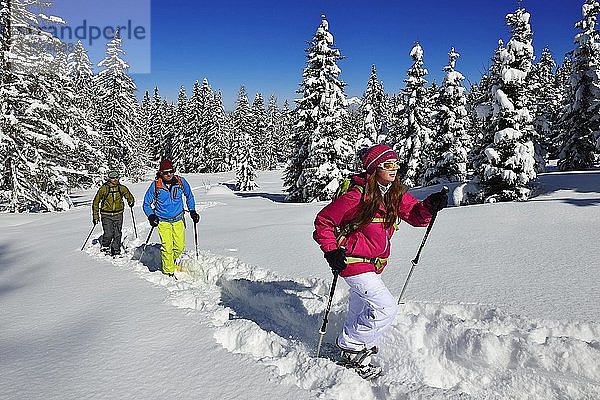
[313,144,447,378]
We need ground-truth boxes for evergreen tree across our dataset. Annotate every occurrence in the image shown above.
[278,100,294,163]
[425,47,470,184]
[358,64,386,149]
[95,29,145,179]
[232,86,258,190]
[67,41,96,121]
[476,8,537,202]
[284,15,353,202]
[183,80,203,172]
[251,93,268,169]
[529,46,562,160]
[470,40,506,172]
[212,90,233,171]
[139,90,153,164]
[161,99,175,160]
[557,0,600,170]
[148,87,163,162]
[391,42,433,187]
[265,95,281,170]
[0,0,81,211]
[171,86,188,168]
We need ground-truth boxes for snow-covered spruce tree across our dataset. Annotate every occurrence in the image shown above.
[183,81,206,172]
[50,45,105,188]
[357,64,386,149]
[95,29,145,180]
[277,100,294,163]
[171,86,188,168]
[232,86,258,190]
[161,99,175,160]
[251,93,269,169]
[557,0,600,170]
[528,46,562,161]
[470,40,506,174]
[202,81,223,173]
[67,41,97,121]
[391,42,433,187]
[424,47,470,185]
[212,90,233,171]
[0,0,84,211]
[284,15,353,202]
[265,95,281,170]
[476,8,538,202]
[148,87,164,162]
[197,78,217,172]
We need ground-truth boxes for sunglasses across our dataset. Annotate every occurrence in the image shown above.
[162,170,175,175]
[378,161,400,171]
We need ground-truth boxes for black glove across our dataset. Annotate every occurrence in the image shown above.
[189,210,200,224]
[148,214,159,227]
[324,248,347,275]
[425,190,448,213]
[93,218,99,225]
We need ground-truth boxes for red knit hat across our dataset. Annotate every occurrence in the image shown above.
[159,159,174,172]
[359,144,398,174]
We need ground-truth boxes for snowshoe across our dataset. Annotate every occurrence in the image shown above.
[338,344,383,380]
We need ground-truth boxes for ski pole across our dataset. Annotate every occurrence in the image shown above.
[193,220,199,260]
[397,186,448,305]
[80,222,98,251]
[130,207,138,239]
[139,226,155,261]
[316,273,339,358]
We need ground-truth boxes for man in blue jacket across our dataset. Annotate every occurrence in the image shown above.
[143,159,199,276]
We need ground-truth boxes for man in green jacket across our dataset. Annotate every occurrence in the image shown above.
[92,170,135,256]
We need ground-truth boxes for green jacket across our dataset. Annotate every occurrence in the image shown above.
[92,182,135,220]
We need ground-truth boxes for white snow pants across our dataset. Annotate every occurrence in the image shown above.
[337,272,399,351]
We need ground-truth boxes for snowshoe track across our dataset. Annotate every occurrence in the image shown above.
[85,227,600,400]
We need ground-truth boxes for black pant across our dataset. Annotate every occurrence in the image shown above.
[101,214,123,255]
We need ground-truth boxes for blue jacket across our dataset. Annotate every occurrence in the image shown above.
[143,176,196,222]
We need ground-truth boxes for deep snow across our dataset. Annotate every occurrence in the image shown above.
[1,169,599,399]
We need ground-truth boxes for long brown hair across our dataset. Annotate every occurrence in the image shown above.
[352,172,408,229]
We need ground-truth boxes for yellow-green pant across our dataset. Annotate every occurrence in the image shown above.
[157,220,185,274]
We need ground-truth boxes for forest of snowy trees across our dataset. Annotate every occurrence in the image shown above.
[1,0,599,211]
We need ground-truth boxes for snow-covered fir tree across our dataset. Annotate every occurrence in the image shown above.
[67,41,97,121]
[557,0,600,170]
[179,80,203,172]
[357,64,386,149]
[171,86,188,168]
[475,8,538,202]
[95,29,145,179]
[251,93,269,169]
[212,90,234,171]
[232,86,258,190]
[202,85,225,173]
[50,44,105,188]
[284,15,353,202]
[528,46,562,161]
[161,99,175,160]
[390,42,433,187]
[424,47,470,184]
[470,40,506,173]
[0,0,89,211]
[148,87,164,162]
[277,100,294,163]
[264,95,281,170]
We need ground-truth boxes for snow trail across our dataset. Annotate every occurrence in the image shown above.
[84,223,600,400]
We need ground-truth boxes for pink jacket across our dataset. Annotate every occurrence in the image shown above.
[313,175,433,277]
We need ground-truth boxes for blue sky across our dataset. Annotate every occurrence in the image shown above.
[73,0,583,110]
